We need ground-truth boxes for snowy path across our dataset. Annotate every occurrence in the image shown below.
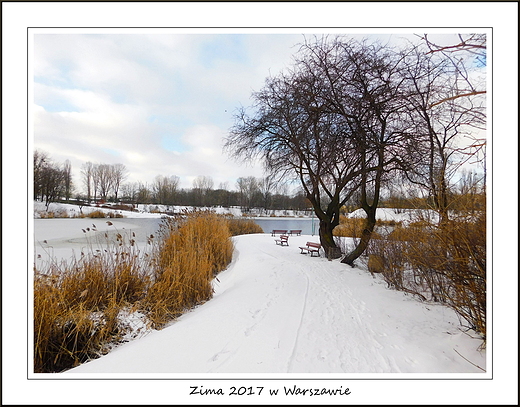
[68,233,485,374]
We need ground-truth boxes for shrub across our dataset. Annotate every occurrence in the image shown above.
[226,218,264,236]
[87,210,107,218]
[333,216,365,238]
[369,211,486,340]
[333,215,382,239]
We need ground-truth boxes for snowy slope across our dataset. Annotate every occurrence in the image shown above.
[67,233,486,375]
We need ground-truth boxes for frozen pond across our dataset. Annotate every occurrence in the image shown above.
[33,218,165,266]
[33,216,319,266]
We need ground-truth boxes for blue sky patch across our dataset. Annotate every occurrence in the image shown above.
[161,134,188,152]
[199,35,248,69]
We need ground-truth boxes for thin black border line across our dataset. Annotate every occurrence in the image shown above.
[27,25,494,28]
[27,26,492,381]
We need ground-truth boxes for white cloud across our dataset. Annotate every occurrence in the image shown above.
[34,31,483,193]
[33,32,305,192]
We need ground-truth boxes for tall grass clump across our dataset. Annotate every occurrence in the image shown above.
[144,210,234,327]
[226,217,264,236]
[86,210,108,218]
[333,215,383,256]
[333,216,366,238]
[34,232,150,373]
[34,210,234,372]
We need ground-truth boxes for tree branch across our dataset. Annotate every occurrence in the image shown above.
[429,91,486,108]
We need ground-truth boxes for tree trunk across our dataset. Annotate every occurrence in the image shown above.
[341,208,377,266]
[318,219,342,259]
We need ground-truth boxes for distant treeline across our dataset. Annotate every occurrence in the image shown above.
[33,150,312,212]
[34,150,485,214]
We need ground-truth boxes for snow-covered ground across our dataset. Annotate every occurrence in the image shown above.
[348,207,440,225]
[6,201,514,405]
[33,200,312,219]
[67,232,486,375]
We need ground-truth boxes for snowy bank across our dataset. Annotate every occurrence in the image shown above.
[33,201,312,219]
[66,233,486,376]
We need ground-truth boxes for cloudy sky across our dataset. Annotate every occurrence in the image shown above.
[32,30,450,193]
[32,32,309,190]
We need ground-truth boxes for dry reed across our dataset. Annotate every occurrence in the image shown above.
[368,210,486,339]
[34,211,234,372]
[226,217,264,236]
[145,211,233,327]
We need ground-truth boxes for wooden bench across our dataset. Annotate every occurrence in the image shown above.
[274,235,289,246]
[271,229,288,236]
[289,229,302,236]
[299,242,321,257]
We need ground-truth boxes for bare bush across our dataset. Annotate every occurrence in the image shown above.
[369,210,486,339]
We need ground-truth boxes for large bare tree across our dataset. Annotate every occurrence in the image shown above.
[226,36,414,263]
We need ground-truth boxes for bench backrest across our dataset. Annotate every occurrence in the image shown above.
[306,242,321,249]
[280,235,288,240]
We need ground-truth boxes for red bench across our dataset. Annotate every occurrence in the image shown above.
[274,234,289,246]
[271,229,288,236]
[289,230,302,236]
[299,242,321,257]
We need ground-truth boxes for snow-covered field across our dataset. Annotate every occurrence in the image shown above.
[33,201,312,219]
[68,232,486,375]
[4,202,515,405]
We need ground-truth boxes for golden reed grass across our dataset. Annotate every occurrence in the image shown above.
[226,217,264,236]
[368,210,486,340]
[34,210,234,372]
[145,211,234,327]
[333,215,383,239]
[332,208,485,341]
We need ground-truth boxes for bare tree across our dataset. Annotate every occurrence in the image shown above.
[152,175,167,204]
[119,182,139,203]
[258,175,276,212]
[41,162,66,209]
[227,36,414,262]
[62,159,73,201]
[192,175,214,206]
[96,164,113,202]
[91,163,100,202]
[33,150,69,208]
[81,161,94,203]
[136,181,151,206]
[419,33,486,107]
[111,163,128,202]
[153,175,180,205]
[401,41,486,224]
[34,150,49,201]
[235,176,259,212]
